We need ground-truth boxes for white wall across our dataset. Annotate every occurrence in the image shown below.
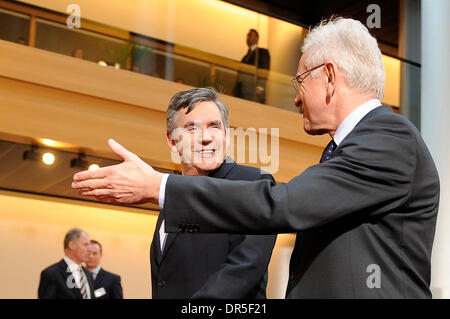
[0,189,291,298]
[422,0,450,299]
[0,190,156,298]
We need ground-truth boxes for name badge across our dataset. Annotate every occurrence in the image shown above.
[94,287,106,298]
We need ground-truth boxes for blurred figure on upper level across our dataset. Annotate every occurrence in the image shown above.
[16,37,27,45]
[72,48,84,59]
[234,29,270,104]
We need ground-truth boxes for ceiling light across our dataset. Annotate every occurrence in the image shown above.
[88,164,100,170]
[37,138,77,149]
[41,138,58,147]
[42,152,55,165]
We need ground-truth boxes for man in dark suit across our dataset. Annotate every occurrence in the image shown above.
[86,240,123,299]
[150,88,276,298]
[234,29,270,103]
[72,18,440,298]
[38,228,95,299]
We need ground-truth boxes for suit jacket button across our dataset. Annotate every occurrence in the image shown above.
[289,272,295,280]
[158,280,166,287]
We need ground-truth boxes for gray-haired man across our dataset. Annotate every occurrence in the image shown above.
[73,18,439,298]
[38,228,95,299]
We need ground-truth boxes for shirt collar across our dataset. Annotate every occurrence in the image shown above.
[63,255,81,273]
[250,44,258,51]
[333,99,382,146]
[91,265,101,275]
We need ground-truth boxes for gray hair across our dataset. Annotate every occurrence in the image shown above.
[63,228,84,250]
[166,87,229,134]
[302,17,385,100]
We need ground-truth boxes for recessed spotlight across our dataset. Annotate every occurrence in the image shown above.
[42,152,55,165]
[88,164,100,170]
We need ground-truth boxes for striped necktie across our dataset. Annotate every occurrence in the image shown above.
[79,267,89,299]
[320,140,337,163]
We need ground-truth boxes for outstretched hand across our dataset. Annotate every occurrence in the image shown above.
[71,139,163,205]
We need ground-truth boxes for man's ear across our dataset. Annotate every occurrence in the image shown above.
[68,241,75,251]
[166,132,178,153]
[324,62,337,102]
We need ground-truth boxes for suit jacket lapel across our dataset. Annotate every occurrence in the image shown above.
[160,158,235,259]
[94,268,105,288]
[242,49,251,63]
[58,259,82,299]
[82,266,95,298]
[152,211,164,264]
[209,157,236,179]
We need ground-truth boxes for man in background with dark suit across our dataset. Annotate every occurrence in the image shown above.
[86,240,123,299]
[234,29,270,103]
[38,228,94,299]
[73,18,440,298]
[150,87,276,298]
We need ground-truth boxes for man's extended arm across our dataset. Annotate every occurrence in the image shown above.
[163,120,417,234]
[73,117,418,235]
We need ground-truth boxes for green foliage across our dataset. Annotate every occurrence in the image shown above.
[103,41,154,69]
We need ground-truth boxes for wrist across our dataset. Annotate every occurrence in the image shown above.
[146,171,163,205]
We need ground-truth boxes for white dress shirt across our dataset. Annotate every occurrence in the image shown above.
[63,255,91,299]
[158,99,382,209]
[333,99,382,146]
[159,219,167,252]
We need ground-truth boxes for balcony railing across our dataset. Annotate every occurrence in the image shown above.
[0,0,412,116]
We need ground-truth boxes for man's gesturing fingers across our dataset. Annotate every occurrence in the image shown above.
[73,166,109,182]
[108,138,137,161]
[71,178,112,191]
[72,139,162,205]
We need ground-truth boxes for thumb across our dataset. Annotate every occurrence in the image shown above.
[108,138,136,161]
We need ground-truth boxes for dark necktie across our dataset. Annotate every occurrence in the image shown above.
[320,140,337,163]
[242,49,252,64]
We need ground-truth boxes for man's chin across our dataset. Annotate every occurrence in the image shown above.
[196,161,222,171]
[304,125,327,136]
[192,157,223,171]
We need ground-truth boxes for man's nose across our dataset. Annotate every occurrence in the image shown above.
[294,94,302,108]
[201,128,214,142]
[294,94,304,114]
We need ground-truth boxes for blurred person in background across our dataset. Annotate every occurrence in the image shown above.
[86,240,123,299]
[38,228,94,299]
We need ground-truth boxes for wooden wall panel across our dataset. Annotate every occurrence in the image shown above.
[0,40,327,182]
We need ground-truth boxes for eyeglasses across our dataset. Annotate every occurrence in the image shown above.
[291,63,325,93]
